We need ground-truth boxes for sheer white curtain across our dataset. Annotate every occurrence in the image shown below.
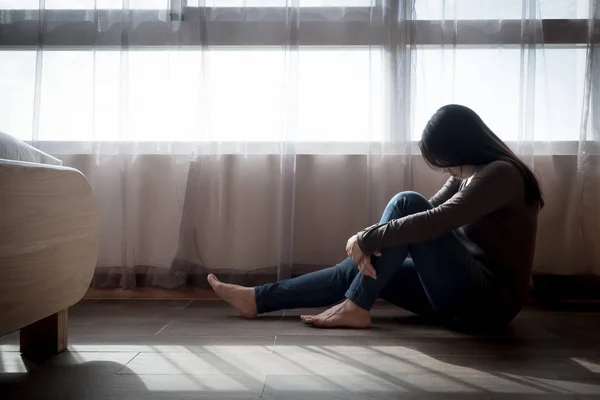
[0,0,597,289]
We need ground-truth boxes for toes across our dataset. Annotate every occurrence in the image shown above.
[309,317,328,327]
[207,274,217,286]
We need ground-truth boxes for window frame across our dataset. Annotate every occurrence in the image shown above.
[0,8,593,47]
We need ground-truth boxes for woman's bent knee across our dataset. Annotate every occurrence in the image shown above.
[387,191,432,213]
[380,191,432,223]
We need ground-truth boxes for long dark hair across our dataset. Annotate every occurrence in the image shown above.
[418,104,544,208]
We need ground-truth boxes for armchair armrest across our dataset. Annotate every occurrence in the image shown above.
[0,160,99,339]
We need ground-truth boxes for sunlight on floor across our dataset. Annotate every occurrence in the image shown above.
[572,357,600,373]
[0,344,18,352]
[108,344,600,394]
[3,343,600,395]
[505,373,600,394]
[137,374,260,392]
[68,344,275,353]
[69,345,157,352]
[0,352,27,374]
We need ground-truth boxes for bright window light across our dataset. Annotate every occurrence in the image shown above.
[0,47,587,144]
[415,0,591,20]
[0,0,172,9]
[0,48,384,143]
[0,0,375,8]
[0,352,28,374]
[0,50,36,140]
[189,0,375,6]
[413,47,587,141]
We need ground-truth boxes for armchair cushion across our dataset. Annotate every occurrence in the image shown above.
[0,131,62,166]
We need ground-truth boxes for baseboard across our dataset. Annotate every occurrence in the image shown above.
[84,273,600,302]
[84,287,217,300]
[531,274,600,302]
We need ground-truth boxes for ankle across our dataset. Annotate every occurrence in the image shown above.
[343,299,370,314]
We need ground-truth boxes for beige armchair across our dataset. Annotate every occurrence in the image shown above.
[0,159,99,357]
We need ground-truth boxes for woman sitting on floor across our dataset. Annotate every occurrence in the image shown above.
[207,104,543,330]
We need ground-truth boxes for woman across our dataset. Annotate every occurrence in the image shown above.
[207,104,543,330]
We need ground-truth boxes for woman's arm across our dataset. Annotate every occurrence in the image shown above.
[429,176,460,207]
[357,161,523,254]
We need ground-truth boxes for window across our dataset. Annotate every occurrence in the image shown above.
[0,0,375,9]
[413,48,587,141]
[0,48,383,142]
[0,0,593,148]
[415,0,591,20]
[0,0,172,9]
[189,0,374,6]
[0,51,36,140]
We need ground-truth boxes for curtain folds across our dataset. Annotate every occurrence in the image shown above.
[0,0,597,289]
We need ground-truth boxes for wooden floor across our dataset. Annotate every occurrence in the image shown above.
[1,300,600,399]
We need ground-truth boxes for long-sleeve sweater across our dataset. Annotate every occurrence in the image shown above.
[357,160,539,305]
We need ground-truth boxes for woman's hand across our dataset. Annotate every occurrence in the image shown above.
[346,235,382,280]
[358,255,377,280]
[346,235,364,264]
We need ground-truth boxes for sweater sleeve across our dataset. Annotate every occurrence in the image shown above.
[429,176,460,207]
[357,161,523,254]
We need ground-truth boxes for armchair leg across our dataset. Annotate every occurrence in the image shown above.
[20,309,68,359]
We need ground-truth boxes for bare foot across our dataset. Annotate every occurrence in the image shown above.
[207,274,258,319]
[301,299,371,329]
[300,301,344,324]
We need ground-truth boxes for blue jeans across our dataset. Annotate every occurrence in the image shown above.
[255,191,516,327]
